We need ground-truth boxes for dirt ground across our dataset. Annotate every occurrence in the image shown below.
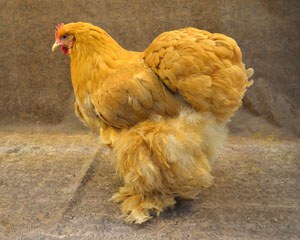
[0,125,299,240]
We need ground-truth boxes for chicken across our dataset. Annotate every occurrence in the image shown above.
[52,22,253,223]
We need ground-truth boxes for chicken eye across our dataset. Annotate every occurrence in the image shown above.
[61,35,67,40]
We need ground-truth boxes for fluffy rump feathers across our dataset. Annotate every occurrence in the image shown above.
[111,109,227,223]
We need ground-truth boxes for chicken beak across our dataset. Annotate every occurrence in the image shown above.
[52,42,60,52]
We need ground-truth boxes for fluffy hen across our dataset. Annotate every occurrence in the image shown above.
[52,22,253,223]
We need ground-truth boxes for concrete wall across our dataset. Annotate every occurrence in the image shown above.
[0,0,299,134]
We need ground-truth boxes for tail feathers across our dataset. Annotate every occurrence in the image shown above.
[246,67,254,87]
[246,67,254,79]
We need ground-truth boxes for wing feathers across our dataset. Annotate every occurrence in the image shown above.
[91,66,179,128]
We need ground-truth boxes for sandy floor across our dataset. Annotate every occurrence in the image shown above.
[0,128,299,239]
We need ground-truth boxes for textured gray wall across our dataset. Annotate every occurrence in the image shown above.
[0,0,299,134]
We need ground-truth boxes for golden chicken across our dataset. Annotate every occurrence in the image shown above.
[52,22,253,223]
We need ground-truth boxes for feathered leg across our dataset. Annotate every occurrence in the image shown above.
[111,109,227,223]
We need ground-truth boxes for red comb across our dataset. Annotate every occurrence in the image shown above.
[55,23,65,39]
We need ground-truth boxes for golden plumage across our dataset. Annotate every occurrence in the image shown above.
[144,27,253,122]
[53,22,253,223]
